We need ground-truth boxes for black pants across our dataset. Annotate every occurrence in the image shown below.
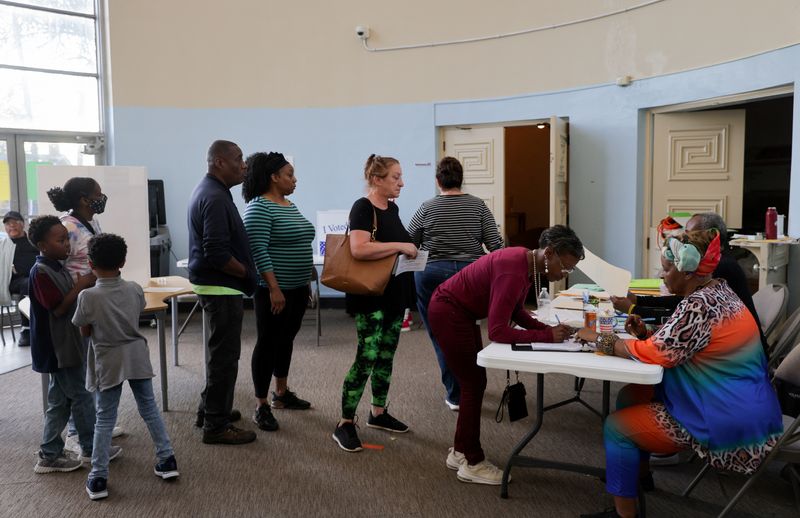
[197,294,244,433]
[251,285,309,399]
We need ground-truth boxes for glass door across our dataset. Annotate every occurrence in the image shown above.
[18,137,100,216]
[0,135,19,218]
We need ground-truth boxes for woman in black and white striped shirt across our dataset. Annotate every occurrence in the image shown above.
[407,157,503,411]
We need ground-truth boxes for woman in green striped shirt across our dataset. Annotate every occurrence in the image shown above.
[243,152,315,432]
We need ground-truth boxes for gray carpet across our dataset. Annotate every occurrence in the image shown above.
[0,308,796,517]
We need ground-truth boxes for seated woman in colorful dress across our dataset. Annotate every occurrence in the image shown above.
[576,228,783,518]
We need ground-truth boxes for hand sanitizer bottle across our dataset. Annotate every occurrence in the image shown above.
[537,287,551,323]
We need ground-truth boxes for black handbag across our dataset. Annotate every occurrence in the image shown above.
[496,370,528,422]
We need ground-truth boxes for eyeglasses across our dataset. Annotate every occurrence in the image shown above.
[553,253,574,274]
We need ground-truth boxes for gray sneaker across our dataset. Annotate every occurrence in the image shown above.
[34,452,83,474]
[80,445,123,463]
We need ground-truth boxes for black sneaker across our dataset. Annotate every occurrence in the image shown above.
[271,390,311,410]
[86,477,108,500]
[332,421,363,452]
[202,425,256,445]
[367,410,409,433]
[17,328,30,347]
[154,455,180,480]
[195,409,242,428]
[252,404,279,431]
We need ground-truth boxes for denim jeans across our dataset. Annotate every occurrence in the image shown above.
[40,366,96,460]
[414,260,471,405]
[90,379,174,480]
[197,295,244,433]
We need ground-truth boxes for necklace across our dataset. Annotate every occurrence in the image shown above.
[693,277,715,293]
[530,249,541,295]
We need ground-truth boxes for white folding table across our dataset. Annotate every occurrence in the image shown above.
[477,343,663,507]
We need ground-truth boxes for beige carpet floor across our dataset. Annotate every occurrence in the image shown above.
[0,308,796,517]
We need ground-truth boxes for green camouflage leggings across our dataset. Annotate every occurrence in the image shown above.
[341,310,403,419]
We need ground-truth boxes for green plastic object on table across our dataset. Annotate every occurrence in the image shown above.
[569,283,604,292]
[629,278,661,290]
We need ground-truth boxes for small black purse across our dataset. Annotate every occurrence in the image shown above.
[496,370,528,423]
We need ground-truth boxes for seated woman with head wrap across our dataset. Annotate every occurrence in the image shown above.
[576,229,783,518]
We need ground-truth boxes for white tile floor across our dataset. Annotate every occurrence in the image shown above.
[0,327,30,374]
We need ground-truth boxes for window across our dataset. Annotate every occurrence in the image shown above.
[0,0,104,217]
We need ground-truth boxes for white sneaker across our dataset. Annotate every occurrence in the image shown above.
[64,434,81,455]
[111,426,124,438]
[446,447,466,470]
[456,460,508,485]
[445,399,460,411]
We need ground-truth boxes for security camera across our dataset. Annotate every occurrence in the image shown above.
[355,26,369,40]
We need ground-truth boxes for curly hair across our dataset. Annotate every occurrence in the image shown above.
[436,157,463,190]
[539,224,585,260]
[46,177,98,212]
[241,152,289,202]
[28,215,63,247]
[88,233,128,270]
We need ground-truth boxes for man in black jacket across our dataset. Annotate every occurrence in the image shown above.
[4,211,38,346]
[613,212,767,354]
[187,140,258,445]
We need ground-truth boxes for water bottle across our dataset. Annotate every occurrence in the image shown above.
[537,287,551,323]
[765,207,778,240]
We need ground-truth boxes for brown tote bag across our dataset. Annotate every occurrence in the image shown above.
[321,208,397,296]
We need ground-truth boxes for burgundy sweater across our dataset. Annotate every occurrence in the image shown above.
[433,247,555,343]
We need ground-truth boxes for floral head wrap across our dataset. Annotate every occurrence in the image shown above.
[662,230,721,275]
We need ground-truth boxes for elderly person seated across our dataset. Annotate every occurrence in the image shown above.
[577,228,783,518]
[612,212,767,354]
[2,211,38,346]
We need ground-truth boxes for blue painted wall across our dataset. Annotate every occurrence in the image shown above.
[114,44,800,305]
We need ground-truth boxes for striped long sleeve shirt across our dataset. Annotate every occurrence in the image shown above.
[407,193,503,262]
[243,197,315,290]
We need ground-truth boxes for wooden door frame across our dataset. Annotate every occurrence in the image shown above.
[436,118,558,240]
[640,84,794,275]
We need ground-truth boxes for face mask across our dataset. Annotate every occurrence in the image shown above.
[88,193,108,214]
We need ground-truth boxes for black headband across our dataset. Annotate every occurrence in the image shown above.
[264,152,289,175]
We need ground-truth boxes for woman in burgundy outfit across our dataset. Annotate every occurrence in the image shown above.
[428,225,583,485]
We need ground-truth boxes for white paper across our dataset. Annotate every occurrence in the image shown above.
[394,250,429,275]
[144,287,184,293]
[575,248,632,297]
[552,296,584,310]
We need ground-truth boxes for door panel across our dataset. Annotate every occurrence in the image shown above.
[647,110,745,276]
[442,126,505,239]
[549,116,569,293]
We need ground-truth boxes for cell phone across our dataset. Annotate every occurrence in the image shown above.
[511,343,533,352]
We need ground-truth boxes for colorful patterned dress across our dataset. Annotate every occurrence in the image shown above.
[625,280,783,472]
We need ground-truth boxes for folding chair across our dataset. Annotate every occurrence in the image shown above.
[753,283,788,338]
[682,342,800,517]
[768,306,800,370]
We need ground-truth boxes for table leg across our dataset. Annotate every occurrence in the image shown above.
[602,381,611,418]
[502,373,546,498]
[171,298,179,366]
[156,311,169,411]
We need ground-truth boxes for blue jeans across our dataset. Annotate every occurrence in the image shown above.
[415,260,471,405]
[40,366,96,460]
[90,379,174,480]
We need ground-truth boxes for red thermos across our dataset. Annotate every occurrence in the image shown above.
[765,207,778,239]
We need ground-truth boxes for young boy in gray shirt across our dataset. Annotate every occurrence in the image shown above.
[73,233,179,500]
